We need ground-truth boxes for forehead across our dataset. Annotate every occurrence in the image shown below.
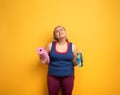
[55,27,64,31]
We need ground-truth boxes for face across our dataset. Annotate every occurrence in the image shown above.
[54,26,66,40]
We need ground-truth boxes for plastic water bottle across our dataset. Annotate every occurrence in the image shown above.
[77,52,83,67]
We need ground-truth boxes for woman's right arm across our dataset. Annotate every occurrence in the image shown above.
[72,44,78,66]
[39,42,52,63]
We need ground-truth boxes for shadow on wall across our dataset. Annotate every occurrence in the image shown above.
[37,61,48,95]
[31,61,63,95]
[29,60,49,95]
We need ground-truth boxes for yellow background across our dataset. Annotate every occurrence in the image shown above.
[0,0,119,95]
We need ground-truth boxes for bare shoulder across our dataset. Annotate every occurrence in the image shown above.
[45,42,52,53]
[72,43,77,50]
[72,43,78,53]
[72,43,76,48]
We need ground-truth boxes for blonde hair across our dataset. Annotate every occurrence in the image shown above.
[53,26,68,42]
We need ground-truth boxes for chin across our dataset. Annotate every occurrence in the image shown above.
[60,35,65,38]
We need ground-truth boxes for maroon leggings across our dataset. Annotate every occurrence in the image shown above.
[47,74,74,95]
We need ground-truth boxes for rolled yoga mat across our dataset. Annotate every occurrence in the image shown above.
[36,47,50,64]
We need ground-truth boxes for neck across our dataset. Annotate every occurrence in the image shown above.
[58,38,67,45]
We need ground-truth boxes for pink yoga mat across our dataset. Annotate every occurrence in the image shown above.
[36,47,50,64]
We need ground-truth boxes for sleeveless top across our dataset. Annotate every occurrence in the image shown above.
[48,41,74,77]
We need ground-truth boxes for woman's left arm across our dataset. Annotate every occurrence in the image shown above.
[72,44,78,66]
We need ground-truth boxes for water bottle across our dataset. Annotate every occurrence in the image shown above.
[77,52,83,67]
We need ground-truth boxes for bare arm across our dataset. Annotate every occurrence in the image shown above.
[72,44,78,66]
[39,43,52,63]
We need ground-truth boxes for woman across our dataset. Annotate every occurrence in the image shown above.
[40,26,78,95]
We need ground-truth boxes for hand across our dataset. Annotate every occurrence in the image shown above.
[39,55,47,64]
[73,59,78,66]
